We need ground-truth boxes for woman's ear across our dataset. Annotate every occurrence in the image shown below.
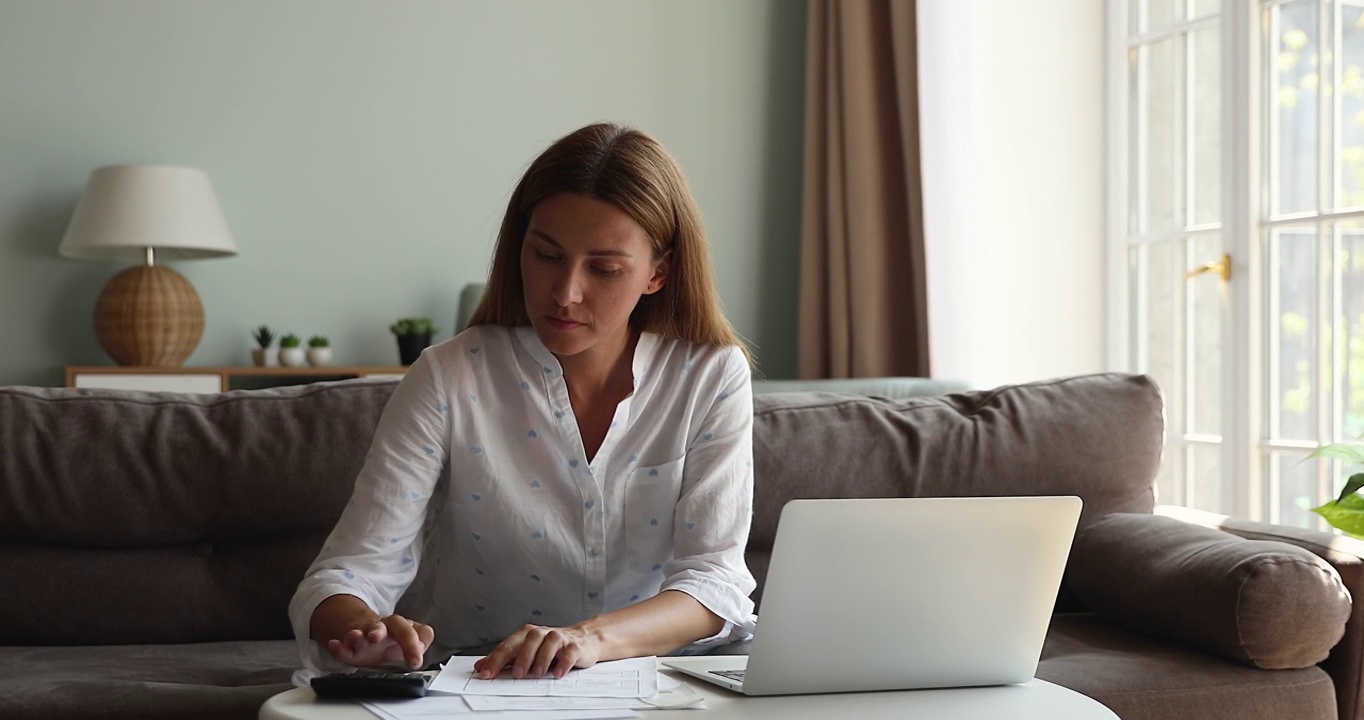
[644,250,672,295]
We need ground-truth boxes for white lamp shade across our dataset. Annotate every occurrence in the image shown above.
[59,165,238,262]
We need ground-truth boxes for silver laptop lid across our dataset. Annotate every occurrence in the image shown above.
[742,496,1081,696]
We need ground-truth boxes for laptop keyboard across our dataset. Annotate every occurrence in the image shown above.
[711,670,746,682]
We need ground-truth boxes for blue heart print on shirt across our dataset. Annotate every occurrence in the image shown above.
[402,555,414,566]
[569,459,579,468]
[588,592,598,599]
[530,480,542,489]
[527,430,538,438]
[650,518,659,526]
[437,401,449,413]
[686,521,697,530]
[410,491,421,501]
[532,609,542,616]
[717,391,729,401]
[475,568,484,575]
[649,469,659,477]
[472,446,483,455]
[521,381,530,390]
[472,493,481,501]
[530,574,540,581]
[342,570,354,580]
[472,532,482,541]
[389,537,400,545]
[533,530,544,539]
[629,454,638,463]
[554,410,565,418]
[631,594,640,602]
[475,604,485,611]
[585,500,595,509]
[703,432,714,441]
[652,564,662,572]
[469,347,480,354]
[422,445,435,456]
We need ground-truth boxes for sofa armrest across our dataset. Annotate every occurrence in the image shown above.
[1157,504,1364,720]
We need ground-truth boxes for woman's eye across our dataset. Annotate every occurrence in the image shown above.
[592,266,622,278]
[534,249,561,262]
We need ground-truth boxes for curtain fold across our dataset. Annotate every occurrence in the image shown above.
[799,0,930,379]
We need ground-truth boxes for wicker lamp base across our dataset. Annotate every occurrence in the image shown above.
[93,265,205,367]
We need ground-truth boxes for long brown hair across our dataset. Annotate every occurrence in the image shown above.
[467,122,751,364]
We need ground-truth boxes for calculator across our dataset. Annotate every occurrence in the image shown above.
[310,669,432,699]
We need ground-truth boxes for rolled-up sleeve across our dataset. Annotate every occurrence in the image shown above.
[660,346,757,646]
[287,349,451,682]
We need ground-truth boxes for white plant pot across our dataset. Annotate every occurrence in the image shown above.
[251,348,279,368]
[307,347,333,367]
[279,347,307,367]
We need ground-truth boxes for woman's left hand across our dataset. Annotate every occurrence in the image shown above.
[475,624,603,679]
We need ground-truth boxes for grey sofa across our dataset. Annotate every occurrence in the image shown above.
[0,372,1358,719]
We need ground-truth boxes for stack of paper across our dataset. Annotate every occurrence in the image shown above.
[358,656,704,720]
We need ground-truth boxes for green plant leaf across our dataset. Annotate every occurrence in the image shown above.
[1312,493,1364,539]
[1309,443,1364,464]
[1339,473,1364,504]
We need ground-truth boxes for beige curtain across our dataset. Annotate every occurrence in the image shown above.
[799,0,930,379]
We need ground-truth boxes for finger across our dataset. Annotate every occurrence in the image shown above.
[553,642,582,679]
[343,628,369,654]
[479,640,515,680]
[531,630,564,678]
[415,622,435,649]
[388,618,425,669]
[512,627,547,678]
[365,620,389,644]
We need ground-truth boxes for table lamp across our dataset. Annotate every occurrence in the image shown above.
[59,165,238,367]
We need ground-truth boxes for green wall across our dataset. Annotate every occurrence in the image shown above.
[0,0,805,386]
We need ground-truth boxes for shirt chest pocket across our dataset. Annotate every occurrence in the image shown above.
[622,458,685,572]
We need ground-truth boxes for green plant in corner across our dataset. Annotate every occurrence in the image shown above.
[390,317,437,337]
[308,335,329,348]
[252,325,276,349]
[1309,442,1364,538]
[279,333,302,349]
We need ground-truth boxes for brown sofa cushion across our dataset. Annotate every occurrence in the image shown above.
[750,373,1163,551]
[1068,512,1352,670]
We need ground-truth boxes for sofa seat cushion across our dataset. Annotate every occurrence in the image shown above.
[0,640,296,720]
[1039,614,1338,720]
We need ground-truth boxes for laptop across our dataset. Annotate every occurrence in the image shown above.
[662,495,1082,696]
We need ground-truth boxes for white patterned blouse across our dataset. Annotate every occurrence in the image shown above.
[288,324,757,682]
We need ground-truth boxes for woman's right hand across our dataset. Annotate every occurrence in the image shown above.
[326,613,436,670]
[312,595,435,670]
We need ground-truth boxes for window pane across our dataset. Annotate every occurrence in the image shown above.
[1192,26,1221,225]
[1146,241,1183,431]
[1191,234,1222,435]
[1190,0,1219,20]
[1271,227,1320,441]
[1340,4,1364,209]
[1137,0,1184,34]
[1154,444,1185,506]
[1190,443,1222,512]
[1138,39,1181,233]
[1342,220,1364,438]
[1270,452,1322,529]
[1272,1,1320,215]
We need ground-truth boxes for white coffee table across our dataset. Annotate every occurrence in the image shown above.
[260,658,1118,719]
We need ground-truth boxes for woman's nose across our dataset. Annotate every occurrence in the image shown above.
[551,268,584,307]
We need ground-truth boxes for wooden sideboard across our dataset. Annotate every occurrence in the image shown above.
[65,365,409,393]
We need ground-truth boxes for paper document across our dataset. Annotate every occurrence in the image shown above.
[430,656,659,698]
[361,695,639,720]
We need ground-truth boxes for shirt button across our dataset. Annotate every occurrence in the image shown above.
[590,547,600,557]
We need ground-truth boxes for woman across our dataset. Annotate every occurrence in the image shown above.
[289,122,757,683]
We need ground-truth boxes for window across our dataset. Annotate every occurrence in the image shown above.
[1113,0,1364,527]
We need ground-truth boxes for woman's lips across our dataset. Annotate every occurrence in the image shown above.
[548,317,584,330]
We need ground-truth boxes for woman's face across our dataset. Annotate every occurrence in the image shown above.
[521,192,668,363]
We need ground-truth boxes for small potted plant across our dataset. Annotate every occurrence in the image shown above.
[306,335,333,367]
[278,333,306,367]
[251,325,277,367]
[390,317,437,366]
